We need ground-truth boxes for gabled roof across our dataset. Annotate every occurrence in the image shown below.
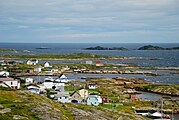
[55,92,70,97]
[31,59,38,62]
[59,74,65,78]
[88,83,96,86]
[0,81,11,88]
[70,91,81,97]
[87,95,98,101]
[0,77,17,81]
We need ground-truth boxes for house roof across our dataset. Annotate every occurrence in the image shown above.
[31,59,38,62]
[89,93,99,95]
[26,84,40,88]
[70,91,81,97]
[88,83,96,86]
[0,77,17,81]
[0,81,11,88]
[55,92,70,97]
[87,95,98,101]
[58,74,64,78]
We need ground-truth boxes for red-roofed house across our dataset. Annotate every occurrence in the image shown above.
[95,61,103,66]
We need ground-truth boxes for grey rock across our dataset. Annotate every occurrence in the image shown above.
[0,108,11,114]
[0,104,4,109]
[13,115,28,119]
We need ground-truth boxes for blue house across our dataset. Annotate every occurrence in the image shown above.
[87,95,100,106]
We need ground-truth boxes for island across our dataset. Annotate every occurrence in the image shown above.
[85,46,128,50]
[138,45,179,50]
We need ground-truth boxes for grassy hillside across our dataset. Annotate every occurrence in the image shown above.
[0,88,149,120]
[0,89,73,120]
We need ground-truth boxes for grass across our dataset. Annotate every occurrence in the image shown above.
[0,90,39,120]
[0,48,26,53]
[0,89,74,120]
[134,84,179,94]
[1,53,114,59]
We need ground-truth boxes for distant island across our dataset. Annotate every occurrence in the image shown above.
[85,45,179,51]
[138,45,179,50]
[85,46,128,50]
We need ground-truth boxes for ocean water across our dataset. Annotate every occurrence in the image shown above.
[0,43,179,67]
[1,43,179,84]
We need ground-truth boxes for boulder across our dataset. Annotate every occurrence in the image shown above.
[13,115,28,119]
[0,108,11,114]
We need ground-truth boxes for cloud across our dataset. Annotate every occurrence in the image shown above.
[0,0,179,43]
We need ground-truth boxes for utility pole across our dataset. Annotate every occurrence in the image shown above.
[172,104,174,120]
[161,99,163,120]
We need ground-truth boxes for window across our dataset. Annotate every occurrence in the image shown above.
[11,82,13,85]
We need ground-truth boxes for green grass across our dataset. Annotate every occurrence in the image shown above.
[0,48,26,53]
[0,90,74,120]
[1,53,114,59]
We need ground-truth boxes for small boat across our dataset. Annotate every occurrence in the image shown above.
[36,47,50,49]
[147,112,170,120]
[135,109,156,116]
[81,77,87,79]
[135,110,171,120]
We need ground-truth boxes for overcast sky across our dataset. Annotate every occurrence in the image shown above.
[0,0,179,43]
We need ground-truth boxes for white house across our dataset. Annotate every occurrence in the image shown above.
[51,69,58,72]
[31,59,38,64]
[26,84,40,94]
[44,62,52,68]
[0,71,9,77]
[26,59,38,65]
[45,69,59,74]
[86,61,93,64]
[0,60,6,66]
[34,66,42,72]
[26,60,33,65]
[25,78,34,83]
[0,77,20,89]
[43,78,54,89]
[56,74,69,83]
[54,92,71,103]
[95,95,102,103]
[87,95,102,106]
[88,83,96,89]
[43,77,65,89]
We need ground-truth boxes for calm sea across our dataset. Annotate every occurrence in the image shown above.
[1,43,179,84]
[0,43,179,67]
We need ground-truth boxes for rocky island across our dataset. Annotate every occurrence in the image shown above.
[85,46,129,50]
[138,45,179,50]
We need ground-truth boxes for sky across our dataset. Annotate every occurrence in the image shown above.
[0,0,179,43]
